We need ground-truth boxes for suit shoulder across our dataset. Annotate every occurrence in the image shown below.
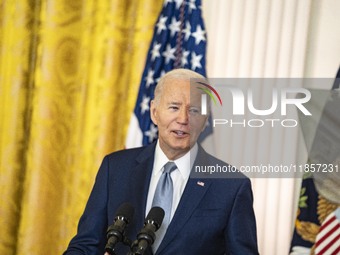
[105,146,145,160]
[195,147,249,180]
[104,142,156,163]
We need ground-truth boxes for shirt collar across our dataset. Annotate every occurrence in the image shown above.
[153,141,198,179]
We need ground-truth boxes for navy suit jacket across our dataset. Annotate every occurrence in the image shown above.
[64,143,258,255]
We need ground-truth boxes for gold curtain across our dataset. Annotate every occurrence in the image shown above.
[0,0,162,254]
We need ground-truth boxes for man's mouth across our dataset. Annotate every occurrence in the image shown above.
[172,130,189,136]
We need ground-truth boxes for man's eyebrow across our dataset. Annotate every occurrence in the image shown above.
[168,102,182,105]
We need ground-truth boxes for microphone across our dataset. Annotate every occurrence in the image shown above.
[131,207,165,255]
[105,203,134,255]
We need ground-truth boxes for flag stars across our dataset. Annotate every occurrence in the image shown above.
[192,25,206,45]
[131,0,207,147]
[181,50,190,66]
[156,70,166,83]
[151,43,161,61]
[191,52,202,70]
[174,0,184,9]
[156,15,168,34]
[145,124,158,143]
[140,95,150,114]
[184,21,191,41]
[187,0,197,13]
[169,17,181,37]
[162,44,176,64]
[145,69,155,88]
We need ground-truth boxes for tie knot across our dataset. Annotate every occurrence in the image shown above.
[163,161,177,174]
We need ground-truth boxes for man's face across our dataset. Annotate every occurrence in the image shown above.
[150,79,208,160]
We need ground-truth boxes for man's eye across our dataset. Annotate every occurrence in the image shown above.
[169,106,179,110]
[189,108,200,114]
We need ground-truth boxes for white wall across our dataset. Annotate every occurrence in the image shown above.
[304,0,340,79]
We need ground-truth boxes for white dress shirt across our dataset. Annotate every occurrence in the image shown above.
[145,141,198,220]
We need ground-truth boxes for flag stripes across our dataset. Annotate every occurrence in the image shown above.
[315,210,340,255]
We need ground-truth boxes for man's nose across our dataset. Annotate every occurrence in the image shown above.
[177,108,189,124]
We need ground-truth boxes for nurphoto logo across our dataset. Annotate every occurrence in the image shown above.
[197,81,223,115]
[198,80,312,128]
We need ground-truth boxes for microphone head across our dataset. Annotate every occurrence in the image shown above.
[115,203,134,223]
[145,207,165,230]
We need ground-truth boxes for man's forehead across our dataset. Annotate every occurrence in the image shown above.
[166,101,182,105]
[163,79,189,88]
[159,80,204,101]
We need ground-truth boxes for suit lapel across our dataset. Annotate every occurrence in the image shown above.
[156,146,211,254]
[128,143,156,235]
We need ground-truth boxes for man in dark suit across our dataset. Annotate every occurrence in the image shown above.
[64,69,259,255]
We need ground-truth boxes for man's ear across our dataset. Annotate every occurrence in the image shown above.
[150,100,158,125]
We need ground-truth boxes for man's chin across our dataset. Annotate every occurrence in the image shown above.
[171,136,199,150]
[159,139,192,158]
[168,142,190,154]
[171,144,189,151]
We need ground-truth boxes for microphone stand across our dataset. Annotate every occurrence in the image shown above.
[127,235,154,255]
[105,234,132,255]
[126,240,139,255]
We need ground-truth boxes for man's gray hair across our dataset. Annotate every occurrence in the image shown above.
[153,68,206,104]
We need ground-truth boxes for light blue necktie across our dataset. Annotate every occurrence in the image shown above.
[152,161,177,252]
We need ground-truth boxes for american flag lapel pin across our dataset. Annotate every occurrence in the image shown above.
[197,181,205,187]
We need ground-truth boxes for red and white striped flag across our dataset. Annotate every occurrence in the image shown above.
[315,208,340,255]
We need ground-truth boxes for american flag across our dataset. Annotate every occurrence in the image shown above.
[126,0,210,148]
[314,208,340,255]
[197,181,205,187]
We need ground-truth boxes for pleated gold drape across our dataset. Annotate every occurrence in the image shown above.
[0,1,162,254]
